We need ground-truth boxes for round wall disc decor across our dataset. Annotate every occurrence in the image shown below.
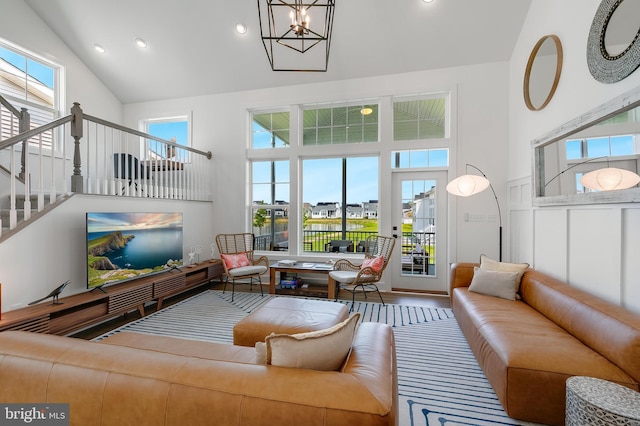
[587,0,640,83]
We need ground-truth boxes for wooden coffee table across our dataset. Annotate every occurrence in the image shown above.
[269,262,336,299]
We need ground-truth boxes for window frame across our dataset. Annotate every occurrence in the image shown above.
[0,38,63,153]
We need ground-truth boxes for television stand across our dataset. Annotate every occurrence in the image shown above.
[0,260,224,336]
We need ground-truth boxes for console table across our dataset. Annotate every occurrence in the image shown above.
[0,260,223,336]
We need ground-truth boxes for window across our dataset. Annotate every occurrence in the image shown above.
[252,160,290,251]
[391,149,449,169]
[0,41,59,150]
[302,156,378,252]
[144,116,189,159]
[393,96,447,141]
[303,103,378,145]
[252,111,290,149]
[566,135,635,160]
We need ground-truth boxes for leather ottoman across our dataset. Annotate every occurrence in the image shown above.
[233,297,350,347]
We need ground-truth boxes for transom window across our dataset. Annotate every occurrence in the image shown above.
[393,96,447,141]
[391,149,449,169]
[303,103,378,145]
[252,111,290,149]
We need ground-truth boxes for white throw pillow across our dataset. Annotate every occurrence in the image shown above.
[479,254,529,292]
[469,266,519,301]
[262,312,361,371]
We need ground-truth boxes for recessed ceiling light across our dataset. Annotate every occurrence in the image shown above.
[423,0,434,3]
[235,22,247,34]
[93,44,106,54]
[135,38,148,48]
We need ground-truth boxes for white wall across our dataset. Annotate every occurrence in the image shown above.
[1,1,122,119]
[124,61,512,287]
[0,3,217,312]
[508,0,640,313]
[0,195,214,311]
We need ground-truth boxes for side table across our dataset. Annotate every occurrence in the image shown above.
[566,376,640,426]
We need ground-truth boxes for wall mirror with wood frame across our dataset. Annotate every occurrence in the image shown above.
[524,34,563,111]
[532,86,640,206]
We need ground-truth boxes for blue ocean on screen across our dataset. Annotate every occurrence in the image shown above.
[88,228,183,269]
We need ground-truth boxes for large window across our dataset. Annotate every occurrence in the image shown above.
[302,156,378,252]
[303,103,378,145]
[252,160,290,251]
[0,41,59,149]
[393,96,447,141]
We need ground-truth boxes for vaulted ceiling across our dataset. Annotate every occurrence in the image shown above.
[24,0,532,104]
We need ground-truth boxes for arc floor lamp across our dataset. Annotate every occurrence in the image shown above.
[446,164,502,261]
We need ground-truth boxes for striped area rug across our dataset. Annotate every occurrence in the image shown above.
[95,290,537,426]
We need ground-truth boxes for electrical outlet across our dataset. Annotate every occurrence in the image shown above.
[468,213,485,222]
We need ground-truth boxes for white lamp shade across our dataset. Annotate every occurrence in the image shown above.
[580,167,640,191]
[446,174,490,196]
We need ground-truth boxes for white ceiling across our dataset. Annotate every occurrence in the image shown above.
[24,0,532,104]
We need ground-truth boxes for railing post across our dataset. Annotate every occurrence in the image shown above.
[70,102,84,193]
[18,107,30,182]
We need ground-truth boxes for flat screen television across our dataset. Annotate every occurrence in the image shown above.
[86,212,183,290]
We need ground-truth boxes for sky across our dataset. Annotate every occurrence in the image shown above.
[0,46,54,88]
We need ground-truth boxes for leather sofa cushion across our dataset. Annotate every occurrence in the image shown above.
[100,332,257,364]
[521,269,640,383]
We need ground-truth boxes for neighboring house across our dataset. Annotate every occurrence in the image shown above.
[311,202,341,219]
[362,200,378,218]
[345,203,363,218]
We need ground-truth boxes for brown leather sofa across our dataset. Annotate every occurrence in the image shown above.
[450,262,640,426]
[0,321,397,426]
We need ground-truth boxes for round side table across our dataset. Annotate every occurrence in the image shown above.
[566,376,640,426]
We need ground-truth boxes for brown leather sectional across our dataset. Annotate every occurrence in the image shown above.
[0,321,397,426]
[450,262,640,426]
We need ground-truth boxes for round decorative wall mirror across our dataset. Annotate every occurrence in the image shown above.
[523,34,563,111]
[587,0,640,83]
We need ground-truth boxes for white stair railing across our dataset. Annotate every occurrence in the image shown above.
[0,100,212,238]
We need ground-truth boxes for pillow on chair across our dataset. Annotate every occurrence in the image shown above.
[221,253,251,269]
[256,313,361,371]
[361,256,384,273]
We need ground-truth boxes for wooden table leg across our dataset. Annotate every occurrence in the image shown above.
[328,276,336,300]
[269,268,276,294]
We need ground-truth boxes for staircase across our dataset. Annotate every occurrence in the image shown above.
[0,96,213,242]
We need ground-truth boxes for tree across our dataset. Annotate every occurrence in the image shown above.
[253,207,267,229]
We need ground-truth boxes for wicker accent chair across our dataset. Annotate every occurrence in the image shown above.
[329,235,396,310]
[215,233,269,302]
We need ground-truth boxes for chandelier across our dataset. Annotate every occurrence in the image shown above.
[257,0,336,72]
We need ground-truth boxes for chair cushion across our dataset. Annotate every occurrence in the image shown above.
[221,253,251,269]
[258,313,361,371]
[228,264,267,277]
[361,256,384,272]
[329,270,359,284]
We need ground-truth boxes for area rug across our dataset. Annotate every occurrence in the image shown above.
[95,290,537,426]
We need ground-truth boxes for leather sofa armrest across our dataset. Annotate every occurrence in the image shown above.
[449,262,478,304]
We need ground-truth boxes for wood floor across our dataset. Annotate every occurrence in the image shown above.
[71,281,451,340]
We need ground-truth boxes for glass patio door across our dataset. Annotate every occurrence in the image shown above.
[391,171,448,293]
